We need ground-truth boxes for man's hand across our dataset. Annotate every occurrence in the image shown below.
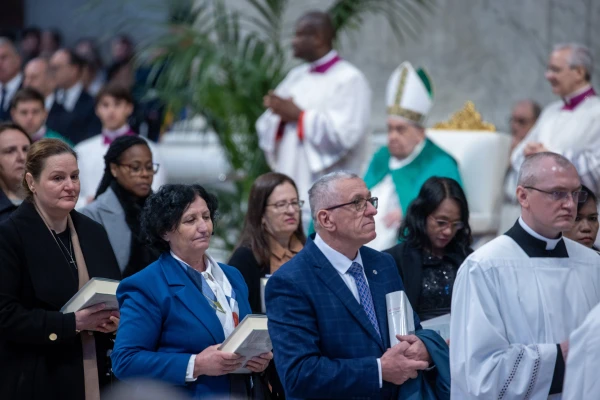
[560,340,569,361]
[263,90,302,122]
[381,340,429,385]
[397,334,431,364]
[523,142,548,157]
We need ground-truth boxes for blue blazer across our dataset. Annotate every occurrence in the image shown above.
[265,236,423,400]
[111,253,252,398]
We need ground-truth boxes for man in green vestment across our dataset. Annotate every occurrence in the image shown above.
[364,62,462,250]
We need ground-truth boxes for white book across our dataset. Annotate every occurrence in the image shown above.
[386,290,415,347]
[60,277,120,314]
[421,313,451,341]
[218,314,272,374]
[260,275,271,313]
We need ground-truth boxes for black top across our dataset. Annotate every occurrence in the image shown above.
[384,241,471,321]
[0,200,121,400]
[0,188,17,223]
[228,245,267,315]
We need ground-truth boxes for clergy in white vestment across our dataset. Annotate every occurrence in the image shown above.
[363,62,462,250]
[502,43,600,233]
[451,152,600,399]
[562,302,600,400]
[256,11,371,230]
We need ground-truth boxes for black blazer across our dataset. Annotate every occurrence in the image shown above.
[228,245,266,314]
[46,91,102,145]
[384,241,471,317]
[0,188,17,223]
[0,201,121,400]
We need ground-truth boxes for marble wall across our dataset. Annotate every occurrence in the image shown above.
[26,0,600,133]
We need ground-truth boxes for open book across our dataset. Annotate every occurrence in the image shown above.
[219,314,272,374]
[60,277,120,314]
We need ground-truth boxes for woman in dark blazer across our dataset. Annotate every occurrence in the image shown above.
[81,135,160,278]
[0,139,121,400]
[229,172,306,314]
[111,184,272,399]
[385,177,472,321]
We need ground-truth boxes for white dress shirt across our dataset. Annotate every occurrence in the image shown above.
[56,81,83,112]
[0,73,23,111]
[313,234,383,388]
[45,93,55,111]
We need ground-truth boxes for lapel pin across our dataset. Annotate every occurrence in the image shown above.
[373,270,378,275]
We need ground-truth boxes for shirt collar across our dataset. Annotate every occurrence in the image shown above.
[564,84,593,102]
[390,138,426,169]
[102,124,133,145]
[170,250,214,275]
[518,217,561,250]
[309,50,338,69]
[269,234,303,261]
[58,81,83,112]
[314,233,363,274]
[45,93,55,111]
[31,125,47,142]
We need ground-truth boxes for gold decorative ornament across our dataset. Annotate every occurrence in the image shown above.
[431,101,496,131]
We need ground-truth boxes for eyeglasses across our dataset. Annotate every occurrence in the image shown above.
[524,186,588,203]
[428,216,465,231]
[117,163,160,176]
[324,197,378,212]
[266,200,305,212]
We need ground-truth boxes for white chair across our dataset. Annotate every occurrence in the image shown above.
[426,130,511,236]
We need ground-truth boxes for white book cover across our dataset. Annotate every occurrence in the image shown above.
[60,277,120,314]
[386,290,415,347]
[219,314,272,374]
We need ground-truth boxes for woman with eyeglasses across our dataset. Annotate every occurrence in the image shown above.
[564,185,600,252]
[385,177,472,321]
[229,172,306,399]
[81,135,160,278]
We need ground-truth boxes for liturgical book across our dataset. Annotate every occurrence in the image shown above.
[219,314,272,374]
[386,290,415,346]
[60,277,120,314]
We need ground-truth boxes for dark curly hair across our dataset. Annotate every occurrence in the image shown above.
[399,177,472,256]
[141,184,219,253]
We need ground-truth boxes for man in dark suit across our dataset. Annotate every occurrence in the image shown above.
[266,171,447,399]
[47,48,101,144]
[0,37,23,121]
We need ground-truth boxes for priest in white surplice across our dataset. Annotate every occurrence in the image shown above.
[562,302,600,400]
[256,11,371,229]
[451,152,600,399]
[502,43,600,233]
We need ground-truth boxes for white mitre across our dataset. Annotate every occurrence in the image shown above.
[386,61,434,126]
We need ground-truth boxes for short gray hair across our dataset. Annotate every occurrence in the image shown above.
[308,171,359,229]
[517,152,575,187]
[554,43,593,81]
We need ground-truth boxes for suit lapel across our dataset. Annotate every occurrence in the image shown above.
[308,240,385,352]
[161,254,225,344]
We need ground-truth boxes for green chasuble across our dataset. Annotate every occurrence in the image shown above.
[363,139,463,215]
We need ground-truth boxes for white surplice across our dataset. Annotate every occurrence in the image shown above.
[562,302,600,400]
[450,218,600,400]
[256,50,371,228]
[367,140,426,251]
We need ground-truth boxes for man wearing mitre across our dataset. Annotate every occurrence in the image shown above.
[363,62,462,250]
[451,152,600,399]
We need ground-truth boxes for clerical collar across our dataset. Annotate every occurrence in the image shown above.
[31,125,47,142]
[389,138,426,170]
[504,218,568,258]
[309,50,340,74]
[562,85,596,110]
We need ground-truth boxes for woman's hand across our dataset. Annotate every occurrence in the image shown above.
[74,303,115,332]
[245,352,273,373]
[193,344,244,377]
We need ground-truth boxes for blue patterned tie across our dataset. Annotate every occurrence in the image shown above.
[347,262,381,339]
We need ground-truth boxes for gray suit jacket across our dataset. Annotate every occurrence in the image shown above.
[80,187,130,274]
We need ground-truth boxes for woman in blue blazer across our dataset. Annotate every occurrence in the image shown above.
[111,184,272,399]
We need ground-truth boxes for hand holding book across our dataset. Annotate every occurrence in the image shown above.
[193,344,244,377]
[74,302,120,333]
